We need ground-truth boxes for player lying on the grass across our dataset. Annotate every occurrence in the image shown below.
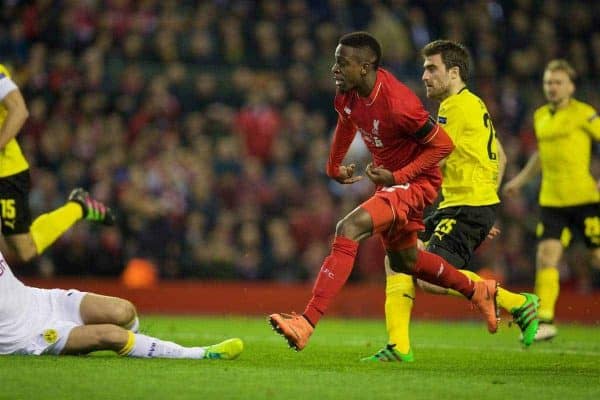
[269,32,500,352]
[361,40,540,363]
[0,251,243,359]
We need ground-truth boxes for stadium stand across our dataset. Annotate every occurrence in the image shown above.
[1,0,599,291]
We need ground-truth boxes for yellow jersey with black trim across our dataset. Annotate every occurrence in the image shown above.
[436,88,500,208]
[534,98,600,207]
[0,63,29,178]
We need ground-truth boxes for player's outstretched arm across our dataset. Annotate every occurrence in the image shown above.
[502,151,540,196]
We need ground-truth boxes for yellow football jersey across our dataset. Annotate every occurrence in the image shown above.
[436,88,500,208]
[0,63,29,177]
[533,99,600,207]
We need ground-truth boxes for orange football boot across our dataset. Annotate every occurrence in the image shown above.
[268,312,314,351]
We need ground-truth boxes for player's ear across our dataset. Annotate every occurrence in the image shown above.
[361,62,370,75]
[449,66,459,79]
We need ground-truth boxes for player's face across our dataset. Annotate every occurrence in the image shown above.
[331,44,365,92]
[543,70,574,106]
[422,54,451,100]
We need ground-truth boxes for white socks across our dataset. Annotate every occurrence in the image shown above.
[124,333,206,359]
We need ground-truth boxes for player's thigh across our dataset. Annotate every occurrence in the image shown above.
[62,324,129,355]
[79,293,137,326]
[536,239,564,268]
[536,206,568,267]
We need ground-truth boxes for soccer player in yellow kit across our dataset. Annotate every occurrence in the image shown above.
[363,40,540,362]
[0,63,115,263]
[503,59,600,341]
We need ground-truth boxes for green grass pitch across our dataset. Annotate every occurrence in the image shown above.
[1,316,599,399]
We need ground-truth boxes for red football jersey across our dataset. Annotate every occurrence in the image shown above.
[327,68,443,186]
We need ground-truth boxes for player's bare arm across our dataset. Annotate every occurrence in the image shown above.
[0,88,28,150]
[502,151,541,196]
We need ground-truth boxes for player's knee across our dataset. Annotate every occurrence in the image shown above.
[335,211,371,240]
[537,250,560,269]
[335,217,359,239]
[9,241,38,263]
[112,300,137,327]
[14,249,37,263]
[536,241,562,268]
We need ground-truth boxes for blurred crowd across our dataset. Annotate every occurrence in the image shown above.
[1,0,599,288]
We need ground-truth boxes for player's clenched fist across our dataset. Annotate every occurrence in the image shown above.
[365,162,395,186]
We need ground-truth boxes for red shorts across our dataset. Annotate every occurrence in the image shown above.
[360,182,439,251]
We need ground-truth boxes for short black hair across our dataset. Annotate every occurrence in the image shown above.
[422,40,471,82]
[339,31,382,69]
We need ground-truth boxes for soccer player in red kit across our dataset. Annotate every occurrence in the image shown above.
[269,32,499,351]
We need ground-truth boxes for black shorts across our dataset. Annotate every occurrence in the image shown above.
[420,204,499,269]
[0,170,32,235]
[537,203,600,248]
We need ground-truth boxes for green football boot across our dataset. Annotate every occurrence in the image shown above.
[203,338,244,360]
[512,293,540,347]
[361,344,414,362]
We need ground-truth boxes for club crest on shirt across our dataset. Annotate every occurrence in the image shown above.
[42,329,58,344]
[344,106,351,115]
[438,116,447,124]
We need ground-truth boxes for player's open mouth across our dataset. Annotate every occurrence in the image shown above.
[334,77,344,86]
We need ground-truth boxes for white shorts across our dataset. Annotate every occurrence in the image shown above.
[11,288,87,356]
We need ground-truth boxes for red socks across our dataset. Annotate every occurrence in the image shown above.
[303,241,474,326]
[303,236,359,326]
[413,250,475,298]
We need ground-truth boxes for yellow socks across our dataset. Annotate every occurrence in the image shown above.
[445,269,481,297]
[385,273,415,354]
[535,267,560,321]
[497,287,527,313]
[30,202,83,255]
[447,269,526,313]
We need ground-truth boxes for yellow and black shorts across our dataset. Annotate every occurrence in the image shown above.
[0,169,32,235]
[537,203,600,248]
[420,204,499,269]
